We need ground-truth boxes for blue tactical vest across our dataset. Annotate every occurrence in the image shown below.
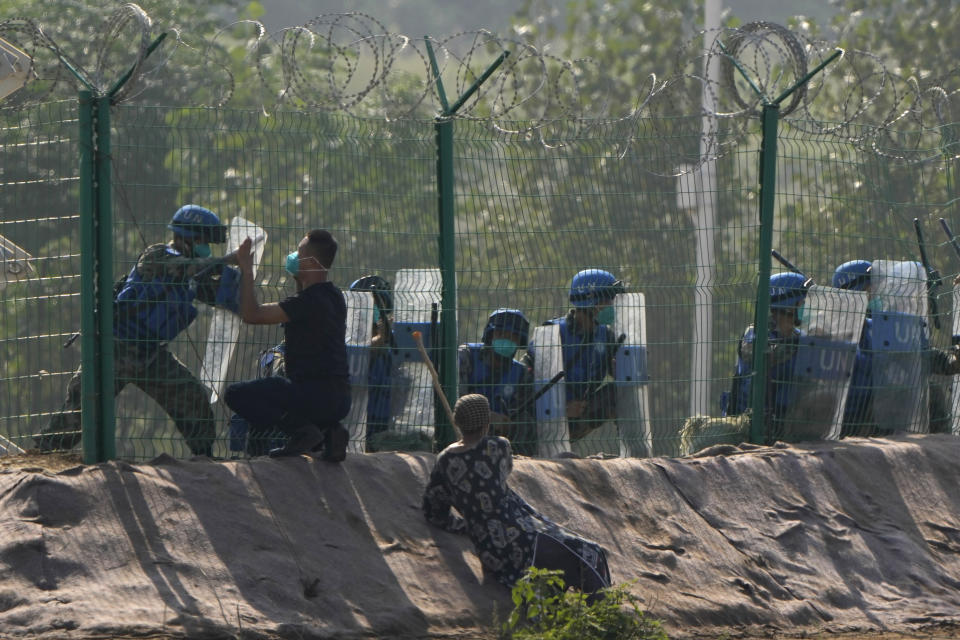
[460,343,527,416]
[114,247,198,343]
[546,315,614,402]
[728,325,803,419]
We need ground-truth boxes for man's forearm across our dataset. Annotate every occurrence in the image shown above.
[239,267,258,322]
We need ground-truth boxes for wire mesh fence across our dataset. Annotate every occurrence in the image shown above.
[2,13,960,461]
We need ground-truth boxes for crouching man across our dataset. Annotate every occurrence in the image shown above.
[224,229,351,459]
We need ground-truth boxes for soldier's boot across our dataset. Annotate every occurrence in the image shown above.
[269,424,325,458]
[320,423,349,463]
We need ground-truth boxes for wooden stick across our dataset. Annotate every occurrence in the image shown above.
[411,330,457,427]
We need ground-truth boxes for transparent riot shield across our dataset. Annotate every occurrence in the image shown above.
[531,324,570,457]
[778,285,867,442]
[613,293,652,457]
[200,217,266,403]
[947,283,960,435]
[391,268,441,445]
[343,291,374,453]
[0,433,25,455]
[0,233,35,291]
[870,260,929,434]
[0,37,30,101]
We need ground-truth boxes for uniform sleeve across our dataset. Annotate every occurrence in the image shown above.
[929,346,960,376]
[422,459,466,534]
[136,243,221,282]
[512,362,536,419]
[728,326,755,416]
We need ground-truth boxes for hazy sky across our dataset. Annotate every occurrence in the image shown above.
[253,0,839,35]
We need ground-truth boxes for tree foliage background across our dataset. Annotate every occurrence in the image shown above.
[1,0,958,457]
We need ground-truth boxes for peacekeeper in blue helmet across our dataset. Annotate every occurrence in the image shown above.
[726,272,809,436]
[831,260,875,436]
[349,274,396,451]
[37,205,241,456]
[458,308,536,455]
[523,269,625,442]
[832,259,960,436]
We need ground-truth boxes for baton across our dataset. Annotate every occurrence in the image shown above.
[939,218,960,344]
[511,370,566,417]
[411,330,456,426]
[916,218,942,329]
[771,250,804,276]
[940,218,960,260]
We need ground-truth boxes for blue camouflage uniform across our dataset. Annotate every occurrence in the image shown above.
[458,343,535,454]
[41,241,240,456]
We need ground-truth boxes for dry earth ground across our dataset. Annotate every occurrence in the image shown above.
[2,435,960,639]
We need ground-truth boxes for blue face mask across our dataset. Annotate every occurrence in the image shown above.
[491,338,518,358]
[867,296,883,314]
[284,251,300,276]
[192,243,211,258]
[595,305,615,326]
[373,307,381,325]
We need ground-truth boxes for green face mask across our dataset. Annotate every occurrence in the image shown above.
[595,305,615,326]
[373,307,381,325]
[192,243,212,258]
[867,296,883,314]
[491,338,518,358]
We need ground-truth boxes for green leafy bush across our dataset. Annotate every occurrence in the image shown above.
[498,567,668,640]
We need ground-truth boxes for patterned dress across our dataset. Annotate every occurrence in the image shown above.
[422,435,609,587]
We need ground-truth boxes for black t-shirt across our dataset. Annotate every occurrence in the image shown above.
[279,282,349,385]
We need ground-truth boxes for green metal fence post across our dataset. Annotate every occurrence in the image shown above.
[435,118,458,449]
[426,38,509,449]
[749,104,778,444]
[95,96,115,461]
[739,48,842,445]
[78,90,100,464]
[425,37,457,448]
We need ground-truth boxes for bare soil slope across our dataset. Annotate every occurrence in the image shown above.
[1,435,960,639]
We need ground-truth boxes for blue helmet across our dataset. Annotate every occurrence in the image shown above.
[832,260,872,291]
[168,205,227,243]
[349,274,393,313]
[569,269,624,308]
[769,272,808,310]
[482,308,530,347]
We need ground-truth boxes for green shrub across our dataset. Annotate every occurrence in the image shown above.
[498,567,668,640]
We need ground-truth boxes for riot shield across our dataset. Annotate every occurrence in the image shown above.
[869,260,929,434]
[0,37,30,101]
[0,234,35,291]
[777,285,866,442]
[391,268,441,445]
[200,217,266,403]
[343,291,374,453]
[613,292,652,457]
[531,324,570,457]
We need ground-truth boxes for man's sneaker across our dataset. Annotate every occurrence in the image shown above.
[321,424,349,463]
[268,425,325,458]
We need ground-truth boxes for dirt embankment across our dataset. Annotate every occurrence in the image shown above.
[1,435,960,639]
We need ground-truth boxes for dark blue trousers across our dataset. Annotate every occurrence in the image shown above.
[224,376,350,455]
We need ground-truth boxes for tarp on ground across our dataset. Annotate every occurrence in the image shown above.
[1,435,960,638]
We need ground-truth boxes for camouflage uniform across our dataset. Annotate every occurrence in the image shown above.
[39,243,235,456]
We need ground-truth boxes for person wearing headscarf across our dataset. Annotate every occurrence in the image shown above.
[422,394,611,596]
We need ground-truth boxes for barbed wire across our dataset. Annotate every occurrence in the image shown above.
[3,4,960,172]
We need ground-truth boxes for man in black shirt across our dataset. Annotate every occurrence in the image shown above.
[224,229,351,459]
